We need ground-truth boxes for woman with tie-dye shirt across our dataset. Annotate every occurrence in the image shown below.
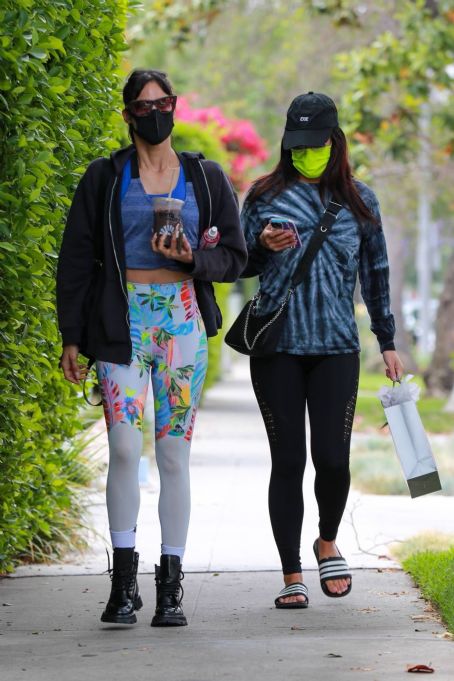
[241,92,404,610]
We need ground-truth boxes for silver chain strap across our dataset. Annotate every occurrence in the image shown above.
[243,288,294,351]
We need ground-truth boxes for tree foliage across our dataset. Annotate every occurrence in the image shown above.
[0,0,128,572]
[303,0,363,26]
[336,0,454,164]
[334,0,454,379]
[128,0,226,47]
[129,1,352,148]
[130,0,364,45]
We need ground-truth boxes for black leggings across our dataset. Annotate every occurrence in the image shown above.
[250,352,359,575]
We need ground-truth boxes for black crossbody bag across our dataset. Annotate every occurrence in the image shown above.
[224,200,343,357]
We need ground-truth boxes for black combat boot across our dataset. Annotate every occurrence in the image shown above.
[150,554,187,627]
[128,551,143,611]
[101,548,140,624]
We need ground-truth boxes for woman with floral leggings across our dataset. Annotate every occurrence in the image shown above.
[57,69,247,627]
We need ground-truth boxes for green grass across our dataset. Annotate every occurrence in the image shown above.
[354,395,453,434]
[350,438,408,494]
[350,434,454,495]
[391,532,454,562]
[396,540,454,634]
[354,371,453,434]
[358,371,425,394]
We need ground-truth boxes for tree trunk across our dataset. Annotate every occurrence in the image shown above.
[444,383,454,413]
[424,248,454,396]
[384,214,419,373]
[423,0,439,17]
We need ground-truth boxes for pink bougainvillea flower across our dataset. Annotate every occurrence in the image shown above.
[175,95,268,190]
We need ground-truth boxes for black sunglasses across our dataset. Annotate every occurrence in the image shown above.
[127,96,177,117]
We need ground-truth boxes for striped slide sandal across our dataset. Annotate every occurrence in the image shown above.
[313,538,352,598]
[274,582,309,609]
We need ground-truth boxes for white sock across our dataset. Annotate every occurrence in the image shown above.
[161,544,185,561]
[110,527,136,549]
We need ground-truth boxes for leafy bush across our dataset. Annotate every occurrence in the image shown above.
[172,119,230,170]
[0,0,128,573]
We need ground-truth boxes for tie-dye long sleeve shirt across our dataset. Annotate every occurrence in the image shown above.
[241,180,395,355]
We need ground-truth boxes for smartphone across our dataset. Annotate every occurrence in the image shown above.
[269,217,302,249]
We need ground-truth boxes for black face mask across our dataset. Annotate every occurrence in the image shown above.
[130,109,174,146]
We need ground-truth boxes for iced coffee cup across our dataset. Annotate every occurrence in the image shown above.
[152,197,184,251]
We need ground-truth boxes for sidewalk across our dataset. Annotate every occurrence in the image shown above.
[12,357,454,576]
[1,357,453,679]
[1,571,452,680]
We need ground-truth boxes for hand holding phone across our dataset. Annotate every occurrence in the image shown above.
[269,217,302,249]
[260,219,298,252]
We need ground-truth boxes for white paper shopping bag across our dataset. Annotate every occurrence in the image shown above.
[378,377,442,498]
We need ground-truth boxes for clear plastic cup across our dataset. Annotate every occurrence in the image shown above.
[152,197,184,251]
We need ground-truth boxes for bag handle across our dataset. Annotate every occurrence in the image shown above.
[290,200,343,289]
[82,358,103,406]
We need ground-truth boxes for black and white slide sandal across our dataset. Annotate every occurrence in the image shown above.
[274,582,309,609]
[313,539,352,598]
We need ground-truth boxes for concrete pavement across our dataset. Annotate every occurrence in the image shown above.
[1,570,452,681]
[2,356,453,679]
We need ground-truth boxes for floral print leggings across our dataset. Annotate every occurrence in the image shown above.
[96,279,208,556]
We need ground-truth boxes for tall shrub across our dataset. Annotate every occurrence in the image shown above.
[0,0,128,572]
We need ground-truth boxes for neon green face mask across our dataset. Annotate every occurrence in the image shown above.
[291,145,331,179]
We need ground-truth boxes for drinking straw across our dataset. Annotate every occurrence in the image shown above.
[167,167,176,199]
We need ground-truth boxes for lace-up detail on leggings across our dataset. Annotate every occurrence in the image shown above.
[343,376,359,443]
[252,378,277,443]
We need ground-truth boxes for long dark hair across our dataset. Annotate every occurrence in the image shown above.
[247,127,377,226]
[122,68,174,106]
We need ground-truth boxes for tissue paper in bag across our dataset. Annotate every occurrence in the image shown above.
[378,377,441,498]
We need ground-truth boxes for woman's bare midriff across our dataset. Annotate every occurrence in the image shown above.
[126,267,193,284]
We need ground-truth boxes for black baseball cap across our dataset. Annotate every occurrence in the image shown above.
[282,92,338,150]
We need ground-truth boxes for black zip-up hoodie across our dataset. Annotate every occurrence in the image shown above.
[56,145,247,364]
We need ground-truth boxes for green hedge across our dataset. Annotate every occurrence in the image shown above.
[0,0,128,573]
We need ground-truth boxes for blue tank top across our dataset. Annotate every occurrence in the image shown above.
[121,156,200,270]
